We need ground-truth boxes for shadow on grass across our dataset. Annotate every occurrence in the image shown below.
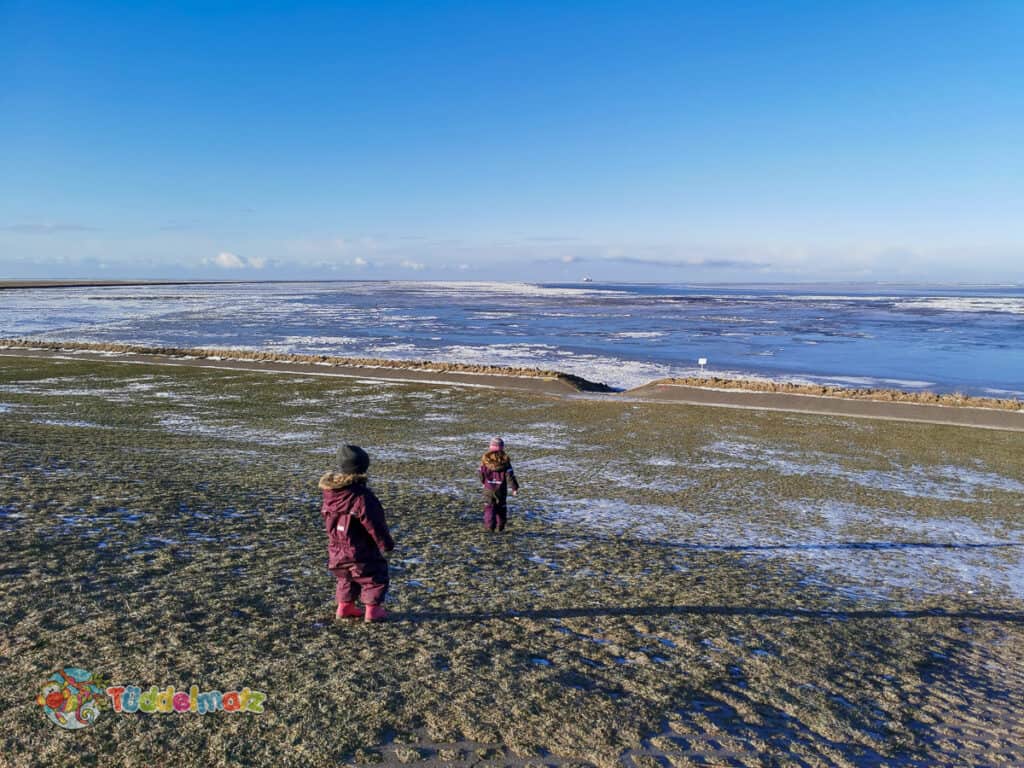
[400,604,1024,624]
[519,530,1024,553]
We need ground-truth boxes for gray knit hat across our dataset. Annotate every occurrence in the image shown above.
[335,444,370,474]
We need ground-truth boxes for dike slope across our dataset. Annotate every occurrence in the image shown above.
[1,339,1022,431]
[0,339,608,396]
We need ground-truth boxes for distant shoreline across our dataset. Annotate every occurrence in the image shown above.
[0,279,265,289]
[2,279,1021,289]
[1,339,1021,431]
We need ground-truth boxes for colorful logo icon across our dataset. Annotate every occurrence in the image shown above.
[37,668,108,729]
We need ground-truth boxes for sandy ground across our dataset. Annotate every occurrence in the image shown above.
[1,356,1022,767]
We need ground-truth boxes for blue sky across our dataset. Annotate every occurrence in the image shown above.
[2,1,1022,282]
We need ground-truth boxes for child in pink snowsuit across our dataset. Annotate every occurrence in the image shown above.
[477,437,519,532]
[319,444,394,622]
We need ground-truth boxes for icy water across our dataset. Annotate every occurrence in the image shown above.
[2,280,1023,393]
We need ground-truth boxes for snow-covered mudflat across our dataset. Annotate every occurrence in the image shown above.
[4,280,1023,394]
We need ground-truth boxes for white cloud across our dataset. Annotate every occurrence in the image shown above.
[400,259,426,271]
[353,257,368,267]
[205,251,265,269]
[213,251,245,269]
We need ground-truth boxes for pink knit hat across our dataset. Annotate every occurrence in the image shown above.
[489,437,504,451]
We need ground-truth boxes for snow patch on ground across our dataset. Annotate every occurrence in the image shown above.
[536,495,699,539]
[530,491,1024,599]
[515,456,571,473]
[158,414,316,443]
[702,440,1024,501]
[468,428,571,451]
[646,457,680,467]
[32,418,111,429]
[772,499,1024,600]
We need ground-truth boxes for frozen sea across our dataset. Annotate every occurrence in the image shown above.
[2,280,1023,394]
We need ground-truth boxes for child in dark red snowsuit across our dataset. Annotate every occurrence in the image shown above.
[477,437,519,532]
[319,444,394,622]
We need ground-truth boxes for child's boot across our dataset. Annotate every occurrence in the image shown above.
[364,604,388,622]
[336,601,362,619]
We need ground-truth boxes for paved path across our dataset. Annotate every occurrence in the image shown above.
[624,382,1024,432]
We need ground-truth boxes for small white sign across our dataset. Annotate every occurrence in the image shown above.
[698,358,707,366]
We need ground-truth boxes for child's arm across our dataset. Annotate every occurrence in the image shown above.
[317,477,335,528]
[359,493,395,553]
[507,466,519,495]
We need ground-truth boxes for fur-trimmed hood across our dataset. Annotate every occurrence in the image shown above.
[318,471,368,491]
[481,450,511,471]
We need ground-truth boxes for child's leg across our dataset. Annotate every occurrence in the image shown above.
[483,503,496,531]
[332,566,357,602]
[494,504,508,532]
[351,559,390,606]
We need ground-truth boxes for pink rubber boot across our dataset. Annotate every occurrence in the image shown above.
[336,601,362,619]
[364,604,388,622]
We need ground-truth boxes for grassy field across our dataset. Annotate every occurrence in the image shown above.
[1,356,1022,767]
